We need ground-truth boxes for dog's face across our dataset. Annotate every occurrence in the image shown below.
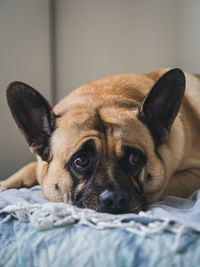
[6,69,185,214]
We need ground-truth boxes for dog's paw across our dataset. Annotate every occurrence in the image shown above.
[0,181,9,192]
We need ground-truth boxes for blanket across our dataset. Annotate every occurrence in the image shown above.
[0,186,200,267]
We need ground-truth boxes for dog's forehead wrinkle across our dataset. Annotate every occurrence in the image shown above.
[54,73,153,115]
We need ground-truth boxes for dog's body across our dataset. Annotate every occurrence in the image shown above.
[1,68,200,214]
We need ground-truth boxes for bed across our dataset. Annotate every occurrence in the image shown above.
[0,186,200,267]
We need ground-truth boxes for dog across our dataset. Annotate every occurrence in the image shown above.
[1,68,200,214]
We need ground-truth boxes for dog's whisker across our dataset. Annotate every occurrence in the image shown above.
[63,193,68,203]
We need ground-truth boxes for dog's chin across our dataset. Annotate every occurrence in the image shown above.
[73,195,148,215]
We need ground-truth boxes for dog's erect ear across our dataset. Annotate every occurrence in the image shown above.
[139,68,185,146]
[6,82,56,161]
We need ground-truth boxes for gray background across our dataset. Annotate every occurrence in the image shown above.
[0,0,200,179]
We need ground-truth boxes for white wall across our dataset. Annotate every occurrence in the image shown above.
[55,0,181,100]
[0,0,51,178]
[55,0,200,101]
[178,0,200,73]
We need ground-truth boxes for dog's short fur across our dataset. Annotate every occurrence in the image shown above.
[1,68,200,214]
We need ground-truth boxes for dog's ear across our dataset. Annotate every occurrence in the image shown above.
[6,82,56,161]
[139,68,185,146]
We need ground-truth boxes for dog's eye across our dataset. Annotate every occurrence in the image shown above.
[128,152,141,165]
[119,146,146,177]
[74,156,89,169]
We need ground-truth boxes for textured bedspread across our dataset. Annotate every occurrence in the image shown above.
[0,186,200,267]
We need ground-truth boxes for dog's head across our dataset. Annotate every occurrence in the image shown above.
[6,69,185,214]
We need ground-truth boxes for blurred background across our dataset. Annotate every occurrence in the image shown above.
[0,0,200,179]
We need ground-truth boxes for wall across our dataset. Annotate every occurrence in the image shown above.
[55,0,180,101]
[0,0,51,178]
[179,0,200,73]
[0,0,200,178]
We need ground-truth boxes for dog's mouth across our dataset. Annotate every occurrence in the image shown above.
[73,194,148,215]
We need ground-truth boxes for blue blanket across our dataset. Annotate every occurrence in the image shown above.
[0,186,200,267]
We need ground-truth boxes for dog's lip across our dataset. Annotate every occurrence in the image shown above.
[97,208,132,215]
[72,201,84,208]
[72,204,145,215]
[96,204,145,214]
[72,192,147,214]
[143,191,161,203]
[73,200,147,215]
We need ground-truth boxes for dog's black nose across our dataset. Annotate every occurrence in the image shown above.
[99,189,129,214]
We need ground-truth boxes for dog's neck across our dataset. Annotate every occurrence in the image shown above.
[159,101,200,177]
